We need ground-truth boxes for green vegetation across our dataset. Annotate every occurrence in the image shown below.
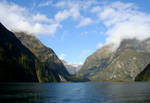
[78,39,150,82]
[135,63,150,81]
[15,32,70,82]
[15,32,86,82]
[0,23,38,82]
[2,22,150,82]
[0,23,86,83]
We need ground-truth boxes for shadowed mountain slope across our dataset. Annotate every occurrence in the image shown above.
[0,23,38,82]
[15,32,87,82]
[135,63,150,81]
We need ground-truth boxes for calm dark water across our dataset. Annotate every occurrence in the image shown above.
[0,82,150,103]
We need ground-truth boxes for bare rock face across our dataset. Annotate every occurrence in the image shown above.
[78,39,150,81]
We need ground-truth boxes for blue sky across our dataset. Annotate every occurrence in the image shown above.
[0,0,150,64]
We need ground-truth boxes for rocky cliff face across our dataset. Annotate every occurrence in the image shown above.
[0,23,38,82]
[78,39,150,81]
[15,32,71,82]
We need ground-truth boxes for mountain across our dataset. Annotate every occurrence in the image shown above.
[15,32,88,82]
[78,45,114,78]
[15,32,72,82]
[15,32,89,82]
[0,23,39,82]
[78,39,150,81]
[62,60,82,75]
[135,63,150,81]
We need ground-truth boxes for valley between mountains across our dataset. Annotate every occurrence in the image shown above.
[0,22,150,82]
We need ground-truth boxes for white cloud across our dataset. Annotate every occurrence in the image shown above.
[97,42,103,48]
[66,61,83,67]
[91,1,150,49]
[0,1,59,35]
[91,6,101,13]
[55,1,66,8]
[54,0,97,9]
[81,0,98,9]
[38,0,53,7]
[69,6,81,20]
[0,0,93,36]
[77,17,92,27]
[54,0,93,27]
[32,14,52,22]
[59,53,66,60]
[54,4,81,22]
[3,0,149,49]
[54,10,70,22]
[39,0,94,28]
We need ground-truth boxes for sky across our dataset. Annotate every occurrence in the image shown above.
[0,0,150,64]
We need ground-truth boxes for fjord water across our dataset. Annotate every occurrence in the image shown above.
[0,82,150,103]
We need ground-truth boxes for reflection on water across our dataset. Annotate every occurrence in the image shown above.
[0,82,150,103]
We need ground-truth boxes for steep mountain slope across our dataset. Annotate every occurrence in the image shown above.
[15,32,74,82]
[78,45,114,78]
[0,23,38,82]
[62,60,82,75]
[78,39,150,81]
[135,63,150,81]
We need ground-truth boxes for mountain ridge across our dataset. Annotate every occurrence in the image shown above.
[15,32,88,82]
[15,32,71,82]
[78,38,150,81]
[0,23,39,82]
